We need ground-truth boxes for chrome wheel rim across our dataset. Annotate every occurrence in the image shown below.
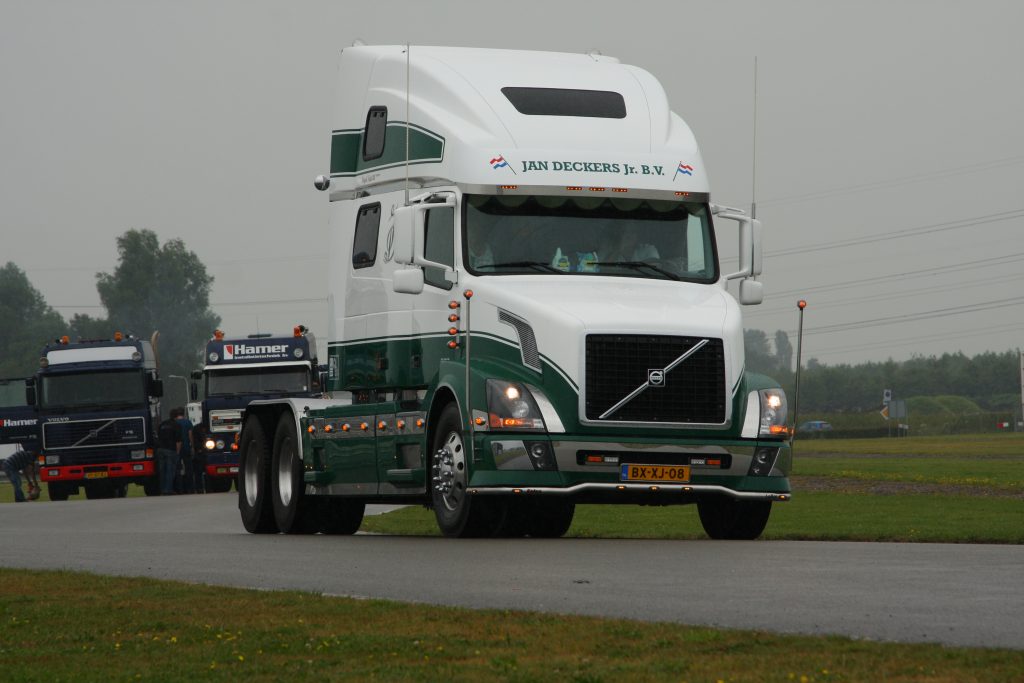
[244,441,259,507]
[433,430,466,512]
[277,437,294,507]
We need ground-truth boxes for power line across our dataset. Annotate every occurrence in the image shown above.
[801,296,1024,336]
[756,153,1024,208]
[800,321,1024,359]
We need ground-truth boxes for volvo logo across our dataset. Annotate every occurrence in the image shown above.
[648,369,665,387]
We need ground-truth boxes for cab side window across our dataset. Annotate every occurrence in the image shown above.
[423,207,454,290]
[352,203,381,269]
[363,107,387,161]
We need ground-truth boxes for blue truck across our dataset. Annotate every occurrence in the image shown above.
[0,376,39,455]
[190,327,322,492]
[29,334,164,500]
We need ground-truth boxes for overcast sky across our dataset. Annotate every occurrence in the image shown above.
[1,0,1022,368]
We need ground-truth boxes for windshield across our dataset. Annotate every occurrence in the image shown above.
[463,194,718,282]
[40,370,144,410]
[206,366,310,396]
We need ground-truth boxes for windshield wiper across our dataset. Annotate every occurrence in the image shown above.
[477,261,565,274]
[594,261,680,281]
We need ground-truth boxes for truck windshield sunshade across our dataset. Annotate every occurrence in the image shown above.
[501,87,626,118]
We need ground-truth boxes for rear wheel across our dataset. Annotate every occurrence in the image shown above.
[47,482,71,502]
[271,413,319,534]
[431,404,501,538]
[238,415,277,533]
[318,497,366,534]
[697,496,772,540]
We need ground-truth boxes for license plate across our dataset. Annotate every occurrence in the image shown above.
[85,471,109,479]
[620,464,691,483]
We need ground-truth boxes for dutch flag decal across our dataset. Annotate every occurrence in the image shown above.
[490,154,516,174]
[674,162,694,180]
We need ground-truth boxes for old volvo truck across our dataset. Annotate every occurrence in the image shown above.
[191,327,322,492]
[29,334,163,500]
[238,45,790,538]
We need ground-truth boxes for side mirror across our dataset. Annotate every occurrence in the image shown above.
[151,378,164,398]
[189,382,199,402]
[721,214,763,281]
[739,279,764,305]
[393,206,418,265]
[393,267,425,294]
[190,370,203,380]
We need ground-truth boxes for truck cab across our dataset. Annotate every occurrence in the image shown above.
[192,327,321,491]
[237,46,790,539]
[31,334,162,500]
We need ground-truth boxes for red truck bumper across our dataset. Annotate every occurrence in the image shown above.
[40,460,156,482]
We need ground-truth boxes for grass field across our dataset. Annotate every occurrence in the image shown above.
[1,569,1021,682]
[794,433,1024,457]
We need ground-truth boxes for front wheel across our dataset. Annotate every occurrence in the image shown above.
[271,413,319,534]
[47,482,71,501]
[697,496,772,540]
[238,415,277,533]
[430,404,500,538]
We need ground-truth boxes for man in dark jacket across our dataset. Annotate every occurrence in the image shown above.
[2,449,40,503]
[156,413,180,495]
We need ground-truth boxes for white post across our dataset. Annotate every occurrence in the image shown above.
[1019,350,1023,432]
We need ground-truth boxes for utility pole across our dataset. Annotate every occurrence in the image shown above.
[1019,349,1023,432]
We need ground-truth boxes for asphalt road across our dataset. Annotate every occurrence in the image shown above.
[2,494,1022,650]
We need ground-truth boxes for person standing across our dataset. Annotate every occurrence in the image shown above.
[173,407,196,494]
[156,412,181,495]
[2,450,40,503]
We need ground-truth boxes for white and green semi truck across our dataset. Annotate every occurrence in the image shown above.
[238,45,791,538]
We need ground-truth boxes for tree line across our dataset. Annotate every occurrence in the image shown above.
[745,329,1021,414]
[0,230,218,382]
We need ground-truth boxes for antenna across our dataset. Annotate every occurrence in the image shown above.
[405,43,411,206]
[751,56,758,219]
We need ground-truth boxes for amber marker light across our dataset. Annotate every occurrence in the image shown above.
[674,191,690,197]
[474,417,485,426]
[307,425,316,434]
[463,289,474,300]
[359,422,369,431]
[396,420,406,430]
[213,329,224,341]
[588,187,606,192]
[415,419,425,428]
[61,335,70,344]
[114,331,123,341]
[448,301,459,310]
[377,421,387,431]
[798,299,807,310]
[230,443,239,451]
[324,424,334,433]
[499,185,518,190]
[342,423,350,432]
[447,340,459,349]
[448,314,459,322]
[448,327,458,336]
[612,187,629,193]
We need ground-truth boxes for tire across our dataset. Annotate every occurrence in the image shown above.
[697,496,772,540]
[48,482,71,502]
[318,497,366,535]
[143,478,161,497]
[205,477,232,494]
[271,413,319,534]
[522,500,575,538]
[113,483,128,498]
[238,415,277,533]
[430,403,500,538]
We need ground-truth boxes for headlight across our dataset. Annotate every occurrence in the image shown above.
[204,439,216,450]
[485,380,546,431]
[740,388,789,438]
[758,389,788,437]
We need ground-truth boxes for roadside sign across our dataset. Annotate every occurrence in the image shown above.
[883,389,892,404]
[880,405,889,420]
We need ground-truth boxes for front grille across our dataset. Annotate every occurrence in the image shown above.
[585,335,726,424]
[43,417,147,450]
